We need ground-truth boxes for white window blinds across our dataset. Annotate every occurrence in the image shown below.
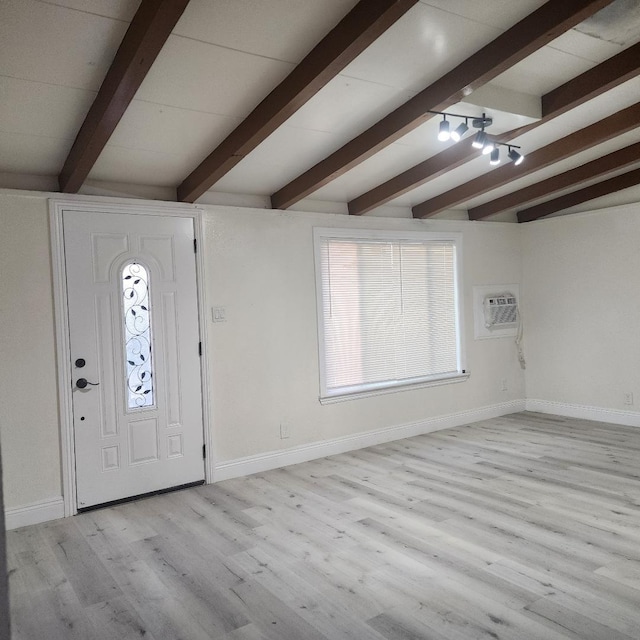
[315,231,462,399]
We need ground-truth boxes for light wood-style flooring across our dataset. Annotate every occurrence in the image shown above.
[7,411,640,639]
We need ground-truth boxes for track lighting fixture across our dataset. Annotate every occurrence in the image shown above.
[438,117,450,142]
[428,110,525,166]
[489,143,524,166]
[481,139,495,155]
[508,147,524,165]
[472,130,487,149]
[471,114,492,153]
[451,121,469,142]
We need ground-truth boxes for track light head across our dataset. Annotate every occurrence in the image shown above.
[438,118,450,142]
[450,121,469,142]
[508,148,524,165]
[482,138,495,155]
[489,147,500,165]
[472,130,487,149]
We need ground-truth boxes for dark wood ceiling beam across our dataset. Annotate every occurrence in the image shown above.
[542,40,640,119]
[348,138,477,215]
[349,39,640,216]
[469,141,640,220]
[177,0,419,203]
[59,0,190,193]
[271,0,615,210]
[412,101,640,219]
[517,167,640,222]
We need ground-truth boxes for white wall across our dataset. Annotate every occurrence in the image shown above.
[4,188,640,521]
[0,193,61,508]
[522,204,640,412]
[0,190,525,511]
[203,207,525,463]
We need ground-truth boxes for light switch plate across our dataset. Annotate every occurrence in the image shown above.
[212,306,226,322]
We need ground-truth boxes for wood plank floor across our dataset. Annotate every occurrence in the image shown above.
[7,411,640,639]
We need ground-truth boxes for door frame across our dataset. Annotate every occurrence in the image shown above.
[49,197,213,517]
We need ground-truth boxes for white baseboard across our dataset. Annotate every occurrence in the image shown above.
[213,399,526,481]
[3,401,527,526]
[5,497,65,531]
[6,400,635,528]
[526,399,640,428]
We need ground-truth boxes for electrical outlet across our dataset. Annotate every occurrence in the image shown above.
[500,378,508,391]
[624,392,634,405]
[280,423,290,439]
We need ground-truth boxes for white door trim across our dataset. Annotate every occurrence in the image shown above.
[49,198,213,517]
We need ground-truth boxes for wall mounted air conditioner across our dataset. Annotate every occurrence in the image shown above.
[473,284,520,339]
[484,293,518,330]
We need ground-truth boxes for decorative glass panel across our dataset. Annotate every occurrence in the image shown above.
[122,263,154,409]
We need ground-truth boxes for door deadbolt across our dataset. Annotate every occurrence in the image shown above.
[75,358,86,368]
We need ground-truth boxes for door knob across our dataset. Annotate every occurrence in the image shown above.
[76,378,100,389]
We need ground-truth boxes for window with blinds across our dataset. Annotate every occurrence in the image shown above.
[314,228,464,400]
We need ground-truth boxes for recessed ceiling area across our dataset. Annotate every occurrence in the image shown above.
[1,0,640,223]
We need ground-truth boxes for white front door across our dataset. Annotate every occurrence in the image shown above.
[63,210,204,509]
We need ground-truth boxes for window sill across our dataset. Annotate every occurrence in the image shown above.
[319,372,470,405]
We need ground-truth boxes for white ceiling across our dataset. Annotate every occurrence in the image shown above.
[1,0,640,221]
